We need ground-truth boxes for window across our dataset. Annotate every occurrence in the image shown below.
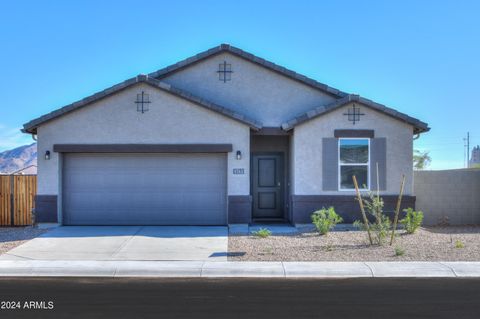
[338,138,369,190]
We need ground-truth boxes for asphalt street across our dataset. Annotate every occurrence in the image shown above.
[0,277,479,319]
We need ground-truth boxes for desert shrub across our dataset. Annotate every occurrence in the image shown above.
[400,208,424,234]
[394,246,405,256]
[311,207,343,235]
[325,244,334,252]
[251,228,271,238]
[437,216,450,226]
[353,191,391,245]
[455,240,465,249]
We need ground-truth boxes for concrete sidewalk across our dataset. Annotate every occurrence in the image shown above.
[0,260,479,278]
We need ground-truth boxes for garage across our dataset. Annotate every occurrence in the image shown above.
[62,153,227,225]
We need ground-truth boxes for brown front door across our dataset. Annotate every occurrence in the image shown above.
[251,153,285,219]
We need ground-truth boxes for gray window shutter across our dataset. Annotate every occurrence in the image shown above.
[370,138,387,191]
[322,138,338,191]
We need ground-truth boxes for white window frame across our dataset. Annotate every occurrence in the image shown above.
[338,138,370,191]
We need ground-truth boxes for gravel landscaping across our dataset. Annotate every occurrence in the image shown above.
[0,227,49,255]
[228,226,480,261]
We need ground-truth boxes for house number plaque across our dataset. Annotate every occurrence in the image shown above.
[233,168,245,175]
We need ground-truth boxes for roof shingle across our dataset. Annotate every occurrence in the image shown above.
[148,43,348,98]
[22,44,429,136]
[22,75,262,134]
[281,94,430,134]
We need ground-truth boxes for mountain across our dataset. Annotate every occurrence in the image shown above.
[0,143,37,174]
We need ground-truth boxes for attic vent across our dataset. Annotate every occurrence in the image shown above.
[343,104,364,125]
[135,91,150,113]
[217,61,233,83]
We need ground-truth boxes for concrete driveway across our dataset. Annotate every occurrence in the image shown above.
[0,226,228,261]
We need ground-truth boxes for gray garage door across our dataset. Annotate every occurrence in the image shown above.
[62,153,227,225]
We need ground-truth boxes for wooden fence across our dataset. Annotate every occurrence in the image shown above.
[0,175,37,226]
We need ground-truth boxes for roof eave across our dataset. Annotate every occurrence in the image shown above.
[414,126,431,135]
[22,75,262,134]
[281,94,430,134]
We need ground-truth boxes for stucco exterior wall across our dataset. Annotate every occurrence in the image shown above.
[293,102,414,195]
[162,53,336,126]
[36,83,250,196]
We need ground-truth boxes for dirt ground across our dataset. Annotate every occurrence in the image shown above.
[0,227,48,255]
[228,226,480,261]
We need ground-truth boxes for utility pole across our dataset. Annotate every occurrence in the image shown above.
[464,132,470,168]
[467,132,470,168]
[464,136,467,168]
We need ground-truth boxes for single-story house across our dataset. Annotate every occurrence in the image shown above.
[22,44,429,226]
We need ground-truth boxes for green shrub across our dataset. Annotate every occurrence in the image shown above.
[311,207,343,235]
[455,240,465,249]
[251,228,271,238]
[353,191,391,245]
[261,247,273,255]
[400,208,424,234]
[394,246,405,256]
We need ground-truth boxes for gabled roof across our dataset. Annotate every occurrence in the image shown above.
[281,94,430,134]
[23,44,429,136]
[148,44,348,98]
[22,75,262,134]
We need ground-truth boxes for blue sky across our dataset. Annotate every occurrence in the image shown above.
[0,0,478,169]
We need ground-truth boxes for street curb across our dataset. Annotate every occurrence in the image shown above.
[0,261,480,278]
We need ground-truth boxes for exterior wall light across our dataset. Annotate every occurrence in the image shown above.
[236,150,242,160]
[45,150,51,160]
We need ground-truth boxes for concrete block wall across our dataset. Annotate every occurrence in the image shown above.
[414,169,480,225]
